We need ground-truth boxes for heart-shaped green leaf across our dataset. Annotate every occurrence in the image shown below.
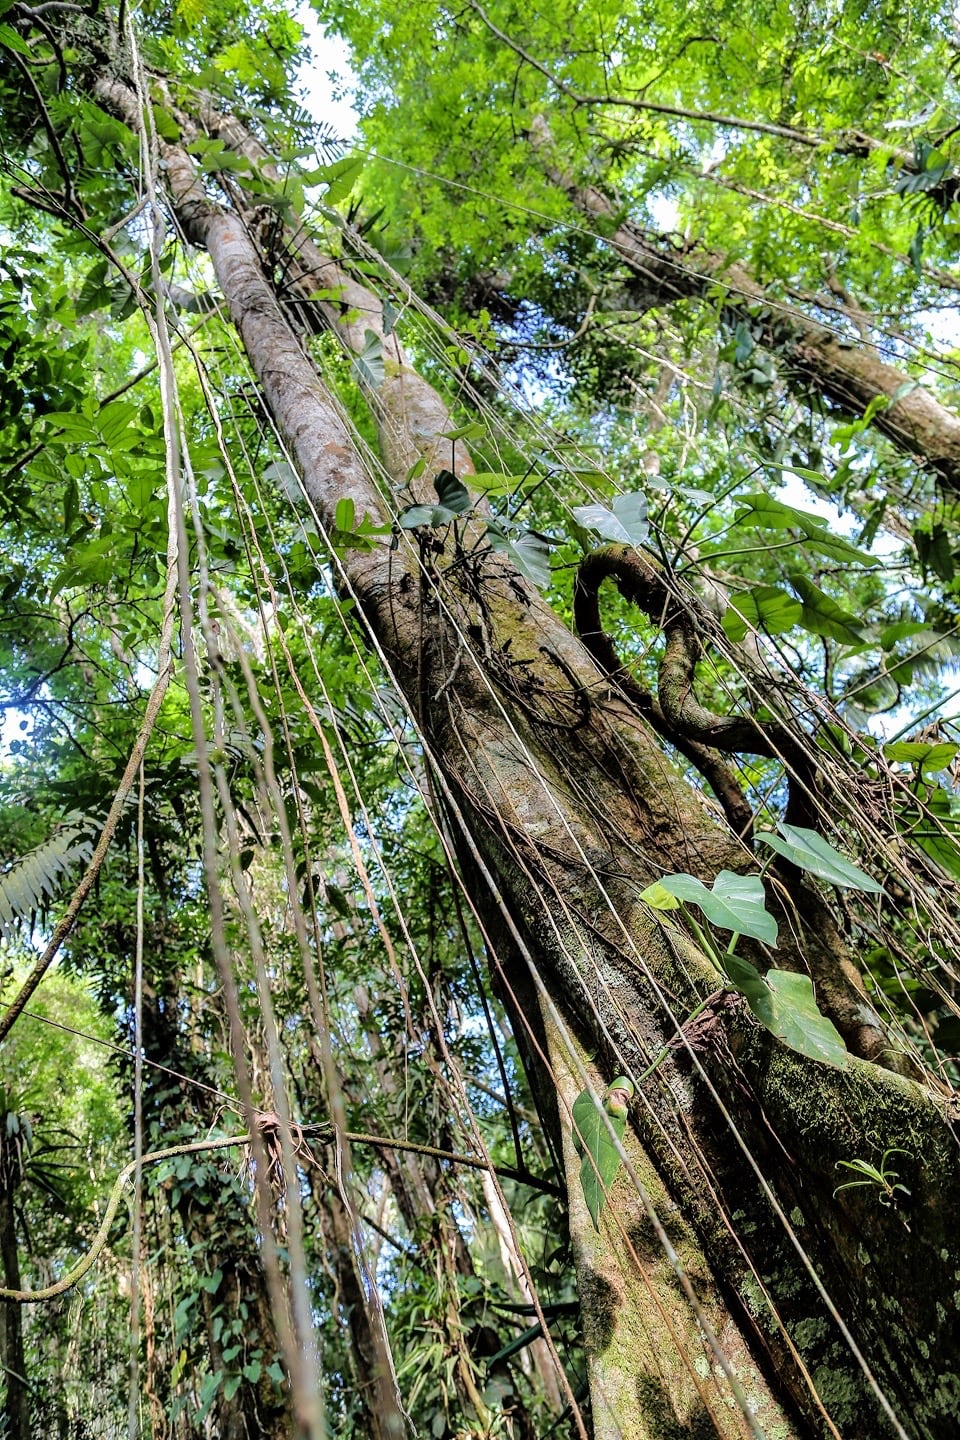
[750,970,848,1067]
[721,586,803,642]
[433,469,473,514]
[656,870,778,945]
[572,491,648,546]
[486,526,551,587]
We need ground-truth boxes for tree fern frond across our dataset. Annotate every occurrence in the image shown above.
[0,816,94,935]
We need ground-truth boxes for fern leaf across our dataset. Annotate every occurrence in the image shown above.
[0,818,94,934]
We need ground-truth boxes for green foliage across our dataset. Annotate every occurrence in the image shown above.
[572,1077,633,1230]
[0,814,93,934]
[645,870,779,946]
[756,823,884,894]
[0,0,959,1430]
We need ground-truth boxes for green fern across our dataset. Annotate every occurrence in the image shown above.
[0,816,94,935]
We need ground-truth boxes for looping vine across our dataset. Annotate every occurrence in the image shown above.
[572,544,818,837]
[0,1116,560,1304]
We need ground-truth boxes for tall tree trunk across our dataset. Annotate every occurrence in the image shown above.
[0,1178,30,1440]
[90,72,960,1439]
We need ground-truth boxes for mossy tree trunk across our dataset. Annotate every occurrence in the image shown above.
[90,67,960,1440]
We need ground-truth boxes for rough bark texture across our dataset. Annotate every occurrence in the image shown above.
[548,1013,799,1440]
[0,1181,30,1440]
[92,72,960,1439]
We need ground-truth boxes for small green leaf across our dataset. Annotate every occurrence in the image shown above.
[398,503,446,529]
[751,970,848,1067]
[658,871,778,945]
[433,469,472,514]
[572,1086,626,1231]
[721,586,803,642]
[757,824,883,893]
[639,880,681,910]
[440,421,486,441]
[334,498,356,533]
[466,471,539,497]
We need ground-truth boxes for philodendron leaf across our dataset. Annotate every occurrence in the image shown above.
[572,491,648,546]
[433,469,473,515]
[715,954,848,1067]
[354,328,385,387]
[721,586,802,642]
[751,970,848,1067]
[757,824,884,894]
[486,525,552,587]
[572,1078,634,1231]
[787,572,867,645]
[883,740,958,776]
[398,503,458,529]
[655,870,779,946]
[719,952,770,1009]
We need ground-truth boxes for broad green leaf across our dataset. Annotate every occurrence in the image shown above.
[572,490,648,546]
[733,494,874,566]
[883,741,958,775]
[151,105,181,142]
[322,154,364,204]
[440,421,486,441]
[488,529,551,588]
[0,22,33,54]
[750,970,848,1068]
[610,492,649,543]
[780,465,829,486]
[757,824,883,893]
[433,469,472,514]
[879,620,929,650]
[41,411,100,441]
[354,329,385,387]
[715,954,847,1066]
[657,871,778,945]
[572,1087,626,1231]
[721,586,802,642]
[913,522,954,582]
[787,573,867,645]
[398,503,446,528]
[334,498,356,533]
[718,951,769,1006]
[465,471,538,497]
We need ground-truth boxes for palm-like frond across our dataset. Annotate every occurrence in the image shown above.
[0,815,94,935]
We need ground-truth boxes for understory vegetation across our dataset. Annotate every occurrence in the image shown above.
[2,2,960,1437]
